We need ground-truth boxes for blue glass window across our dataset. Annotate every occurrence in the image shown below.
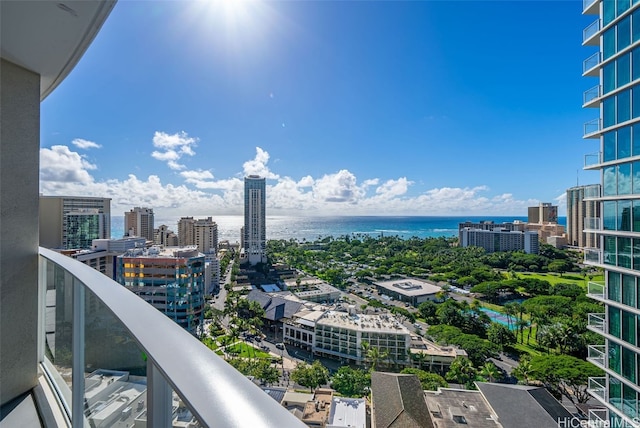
[619,0,631,18]
[619,54,631,87]
[604,200,617,230]
[633,238,640,267]
[610,340,621,373]
[619,16,632,52]
[634,161,640,193]
[633,124,640,155]
[604,61,616,93]
[604,165,617,196]
[604,96,616,127]
[619,127,632,158]
[634,48,640,80]
[604,0,616,26]
[634,88,640,118]
[634,9,640,42]
[620,200,632,230]
[619,237,632,267]
[610,272,622,303]
[604,131,616,161]
[604,28,616,60]
[618,90,631,123]
[622,346,636,383]
[605,235,618,266]
[619,163,632,194]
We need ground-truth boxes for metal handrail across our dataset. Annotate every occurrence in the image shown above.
[584,85,601,105]
[584,118,602,136]
[39,247,305,427]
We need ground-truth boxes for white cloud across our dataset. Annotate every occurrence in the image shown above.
[151,131,198,170]
[39,144,542,220]
[40,145,96,184]
[242,147,280,179]
[71,138,102,149]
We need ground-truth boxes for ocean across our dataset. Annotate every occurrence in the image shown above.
[111,215,567,244]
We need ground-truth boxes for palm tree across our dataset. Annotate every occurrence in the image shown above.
[367,346,389,372]
[412,351,427,369]
[503,302,517,331]
[479,362,501,383]
[512,356,532,385]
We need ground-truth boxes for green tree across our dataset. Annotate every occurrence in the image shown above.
[330,366,371,397]
[529,354,604,404]
[445,357,477,390]
[512,355,533,385]
[291,361,330,392]
[487,323,516,350]
[479,361,501,383]
[400,368,448,391]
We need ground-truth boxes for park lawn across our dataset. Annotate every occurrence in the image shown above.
[201,337,218,351]
[225,342,271,359]
[519,272,604,289]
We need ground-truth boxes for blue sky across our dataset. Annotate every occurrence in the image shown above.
[40,0,598,220]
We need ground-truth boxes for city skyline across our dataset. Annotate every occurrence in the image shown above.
[40,1,597,219]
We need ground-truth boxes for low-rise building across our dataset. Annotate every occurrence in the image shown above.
[370,372,432,428]
[373,278,441,306]
[284,278,342,303]
[314,311,411,366]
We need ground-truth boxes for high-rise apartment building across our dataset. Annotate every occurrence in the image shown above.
[459,228,539,254]
[582,1,640,426]
[244,175,266,265]
[154,224,179,246]
[527,202,558,224]
[39,195,111,249]
[177,216,218,254]
[566,184,601,248]
[124,206,154,241]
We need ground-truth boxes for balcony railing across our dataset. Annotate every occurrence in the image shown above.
[584,52,601,75]
[584,84,602,106]
[588,313,606,334]
[587,280,606,299]
[584,184,602,200]
[588,377,607,401]
[584,217,602,231]
[583,19,601,44]
[584,152,602,169]
[584,118,602,137]
[588,408,609,426]
[39,247,305,428]
[585,248,603,265]
[583,0,598,14]
[588,344,606,368]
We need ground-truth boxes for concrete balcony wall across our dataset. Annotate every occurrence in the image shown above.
[0,58,41,406]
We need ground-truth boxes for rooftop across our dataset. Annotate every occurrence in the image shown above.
[317,311,411,335]
[424,387,499,428]
[374,278,441,297]
[328,397,366,428]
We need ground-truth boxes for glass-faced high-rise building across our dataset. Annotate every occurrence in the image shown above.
[243,175,266,265]
[583,0,640,426]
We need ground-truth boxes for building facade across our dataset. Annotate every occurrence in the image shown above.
[117,247,205,334]
[582,1,640,426]
[124,207,154,241]
[244,175,266,265]
[39,196,111,249]
[527,202,558,224]
[566,184,601,248]
[154,224,179,246]
[459,228,539,254]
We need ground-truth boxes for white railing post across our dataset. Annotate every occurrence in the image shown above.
[72,277,85,427]
[148,360,172,427]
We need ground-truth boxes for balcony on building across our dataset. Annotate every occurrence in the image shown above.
[583,84,601,108]
[588,408,609,427]
[587,313,606,337]
[583,184,603,200]
[588,377,607,402]
[584,248,604,266]
[583,18,601,46]
[584,216,602,232]
[587,344,606,369]
[587,279,606,300]
[583,51,601,77]
[583,0,599,15]
[584,151,602,169]
[584,118,602,138]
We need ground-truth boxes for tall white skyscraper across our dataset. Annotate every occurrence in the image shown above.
[582,1,640,426]
[124,207,154,241]
[244,175,266,265]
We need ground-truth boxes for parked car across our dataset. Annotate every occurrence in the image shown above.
[275,343,285,350]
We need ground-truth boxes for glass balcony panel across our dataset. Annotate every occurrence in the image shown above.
[584,52,601,75]
[584,18,601,43]
[588,376,607,401]
[588,312,606,332]
[585,217,602,230]
[584,184,602,199]
[585,118,602,137]
[585,152,602,168]
[588,345,606,368]
[588,408,608,425]
[583,0,598,14]
[43,257,74,415]
[585,249,603,265]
